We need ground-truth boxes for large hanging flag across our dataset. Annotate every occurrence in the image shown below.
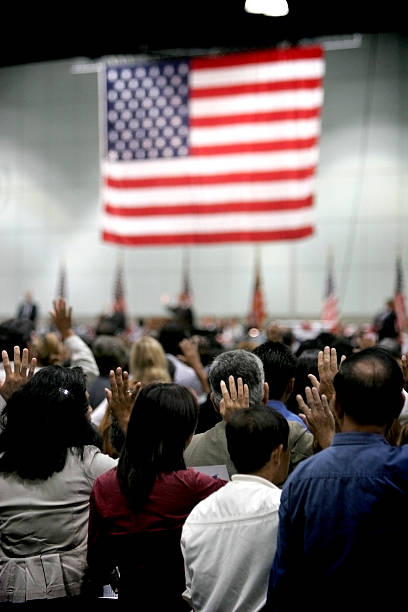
[394,254,406,337]
[99,44,325,246]
[321,252,339,333]
[249,253,267,329]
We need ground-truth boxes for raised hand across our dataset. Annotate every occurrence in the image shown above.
[297,386,335,451]
[0,346,37,401]
[49,298,74,340]
[219,375,249,422]
[309,346,346,401]
[105,367,141,433]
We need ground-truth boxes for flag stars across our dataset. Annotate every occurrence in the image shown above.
[106,59,189,160]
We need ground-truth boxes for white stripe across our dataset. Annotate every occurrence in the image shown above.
[102,208,315,236]
[102,149,319,179]
[190,119,320,146]
[190,89,323,117]
[103,178,315,206]
[191,58,325,88]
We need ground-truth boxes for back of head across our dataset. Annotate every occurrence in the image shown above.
[129,335,171,384]
[0,365,98,479]
[92,334,129,376]
[333,347,404,427]
[208,349,265,409]
[253,341,297,401]
[32,332,63,366]
[157,322,188,356]
[0,318,35,356]
[118,382,199,511]
[226,406,289,474]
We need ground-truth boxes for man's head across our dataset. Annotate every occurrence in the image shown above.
[226,405,289,484]
[208,349,266,410]
[252,341,297,402]
[333,346,404,428]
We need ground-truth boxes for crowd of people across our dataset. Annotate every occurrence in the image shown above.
[0,293,408,610]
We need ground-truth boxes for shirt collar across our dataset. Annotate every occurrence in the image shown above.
[231,473,280,489]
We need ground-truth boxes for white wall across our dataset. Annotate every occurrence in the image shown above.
[0,33,407,325]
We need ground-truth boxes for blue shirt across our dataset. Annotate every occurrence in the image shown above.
[267,399,308,430]
[266,433,408,611]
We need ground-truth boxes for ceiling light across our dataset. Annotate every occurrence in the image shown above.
[245,0,289,17]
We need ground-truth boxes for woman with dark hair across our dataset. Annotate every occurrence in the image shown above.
[0,365,117,608]
[86,381,226,610]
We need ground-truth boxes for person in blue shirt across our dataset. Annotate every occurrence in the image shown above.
[264,346,408,612]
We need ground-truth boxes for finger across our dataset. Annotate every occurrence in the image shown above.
[105,387,112,404]
[236,377,244,398]
[13,346,21,372]
[317,350,324,372]
[28,357,37,379]
[109,370,118,399]
[21,348,29,371]
[130,381,142,398]
[330,347,338,371]
[308,374,320,390]
[228,375,237,400]
[243,383,249,405]
[340,354,347,366]
[220,380,230,403]
[2,350,11,377]
[311,387,323,406]
[296,394,309,414]
[323,346,330,368]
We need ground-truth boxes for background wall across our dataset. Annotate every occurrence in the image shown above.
[0,33,407,326]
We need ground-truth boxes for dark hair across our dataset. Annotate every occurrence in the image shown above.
[91,335,129,376]
[0,318,34,356]
[157,323,189,356]
[208,349,265,408]
[0,366,100,480]
[253,341,297,401]
[333,347,404,427]
[117,382,198,512]
[226,406,289,474]
[287,348,320,415]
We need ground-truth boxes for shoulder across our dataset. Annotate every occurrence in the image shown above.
[83,446,117,479]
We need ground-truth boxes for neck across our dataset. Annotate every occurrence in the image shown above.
[340,416,386,436]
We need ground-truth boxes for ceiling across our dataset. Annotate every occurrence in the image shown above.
[1,1,407,69]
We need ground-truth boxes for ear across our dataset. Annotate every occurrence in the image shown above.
[287,377,295,395]
[210,392,220,414]
[334,396,344,422]
[270,443,283,465]
[262,382,269,405]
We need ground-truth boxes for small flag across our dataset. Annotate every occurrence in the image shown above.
[394,254,406,337]
[249,253,267,329]
[321,253,339,333]
[56,262,67,300]
[178,251,193,308]
[113,256,126,313]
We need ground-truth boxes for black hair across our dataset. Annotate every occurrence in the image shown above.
[253,341,297,401]
[0,318,34,356]
[226,406,289,474]
[0,366,100,479]
[333,347,404,427]
[117,382,198,513]
[287,348,320,415]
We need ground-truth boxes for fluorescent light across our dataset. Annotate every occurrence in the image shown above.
[245,0,289,17]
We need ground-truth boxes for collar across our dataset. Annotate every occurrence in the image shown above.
[231,473,279,489]
[332,432,388,446]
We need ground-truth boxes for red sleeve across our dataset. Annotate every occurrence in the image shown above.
[187,468,227,503]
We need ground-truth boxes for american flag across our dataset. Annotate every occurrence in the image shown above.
[394,255,406,336]
[250,257,267,329]
[321,254,339,333]
[100,45,325,246]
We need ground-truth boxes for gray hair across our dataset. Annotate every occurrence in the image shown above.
[208,349,265,408]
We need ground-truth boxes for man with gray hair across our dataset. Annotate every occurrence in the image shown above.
[184,348,313,478]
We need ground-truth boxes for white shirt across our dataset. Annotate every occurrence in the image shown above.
[181,473,281,612]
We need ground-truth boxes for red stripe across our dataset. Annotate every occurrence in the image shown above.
[191,78,322,99]
[105,166,316,189]
[102,226,314,246]
[190,137,319,156]
[104,196,314,217]
[190,107,321,127]
[191,46,324,71]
